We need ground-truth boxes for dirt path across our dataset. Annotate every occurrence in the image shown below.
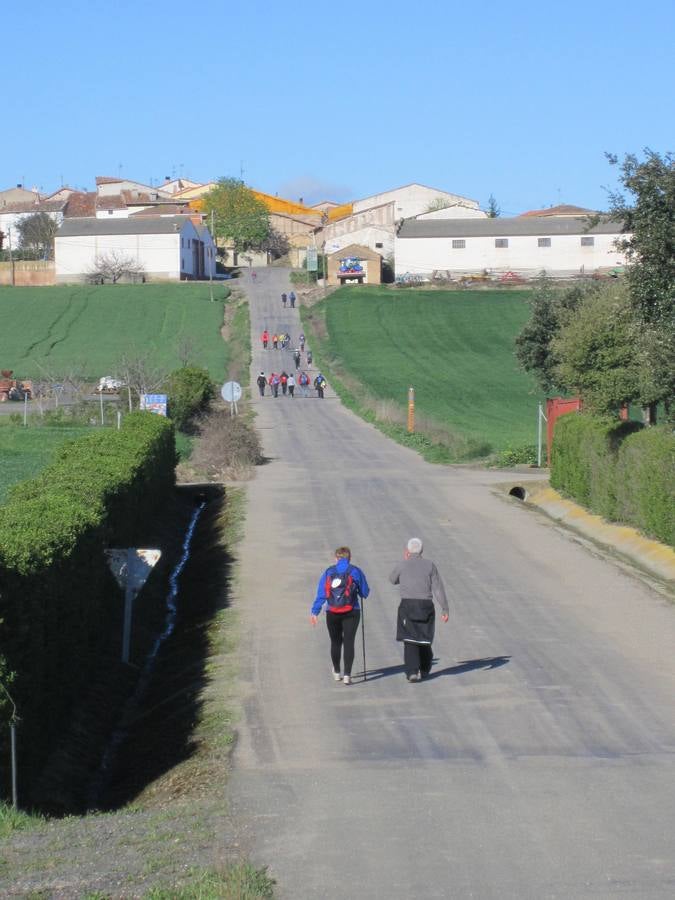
[230,268,675,899]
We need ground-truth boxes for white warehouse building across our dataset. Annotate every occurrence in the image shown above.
[55,216,216,283]
[395,216,627,279]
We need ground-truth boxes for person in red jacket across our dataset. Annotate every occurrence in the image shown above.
[261,329,269,349]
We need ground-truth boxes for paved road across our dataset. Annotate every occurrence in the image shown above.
[231,268,675,899]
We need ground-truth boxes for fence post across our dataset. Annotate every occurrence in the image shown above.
[407,386,415,434]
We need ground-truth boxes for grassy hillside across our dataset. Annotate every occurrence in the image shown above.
[0,283,228,380]
[317,286,543,453]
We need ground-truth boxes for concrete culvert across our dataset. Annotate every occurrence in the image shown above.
[509,486,528,501]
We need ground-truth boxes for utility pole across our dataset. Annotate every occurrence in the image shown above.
[209,208,215,301]
[8,226,15,286]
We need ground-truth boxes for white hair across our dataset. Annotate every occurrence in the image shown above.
[407,537,423,555]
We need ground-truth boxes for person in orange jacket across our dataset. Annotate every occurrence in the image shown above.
[261,330,269,349]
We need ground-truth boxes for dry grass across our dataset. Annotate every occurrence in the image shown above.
[183,411,263,483]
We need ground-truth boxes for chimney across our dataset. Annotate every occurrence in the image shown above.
[165,176,171,182]
[16,183,22,189]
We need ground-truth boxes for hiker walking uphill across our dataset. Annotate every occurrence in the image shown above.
[389,538,449,682]
[289,291,296,308]
[256,371,267,397]
[282,292,288,308]
[311,547,370,685]
[314,373,326,399]
[261,330,269,350]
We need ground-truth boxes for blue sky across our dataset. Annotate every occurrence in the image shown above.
[4,0,673,213]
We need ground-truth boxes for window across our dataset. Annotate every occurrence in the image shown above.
[181,237,184,248]
[375,242,383,249]
[107,209,113,215]
[452,239,466,249]
[580,236,594,246]
[538,237,551,247]
[187,239,191,248]
[495,238,508,248]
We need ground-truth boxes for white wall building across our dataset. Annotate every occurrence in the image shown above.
[352,182,482,220]
[55,216,216,283]
[395,216,628,279]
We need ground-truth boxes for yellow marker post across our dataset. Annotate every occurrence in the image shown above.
[407,386,415,433]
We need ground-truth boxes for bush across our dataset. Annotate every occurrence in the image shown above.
[494,444,538,468]
[550,413,641,519]
[290,269,317,285]
[166,365,215,431]
[615,426,675,546]
[0,412,176,798]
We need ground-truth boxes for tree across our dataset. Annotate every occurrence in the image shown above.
[551,282,647,414]
[606,149,674,327]
[486,194,501,218]
[87,251,145,284]
[202,177,270,254]
[606,149,675,420]
[15,212,58,258]
[515,276,591,393]
[258,227,290,259]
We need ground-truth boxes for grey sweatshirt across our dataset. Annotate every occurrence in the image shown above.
[389,555,449,613]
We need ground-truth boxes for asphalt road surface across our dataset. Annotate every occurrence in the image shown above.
[231,268,675,899]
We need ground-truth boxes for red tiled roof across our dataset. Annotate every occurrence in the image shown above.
[95,176,123,185]
[64,192,96,217]
[0,199,66,214]
[130,204,194,216]
[519,204,597,218]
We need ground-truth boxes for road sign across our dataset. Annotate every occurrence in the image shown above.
[306,247,318,272]
[105,548,162,663]
[140,394,168,416]
[221,381,242,403]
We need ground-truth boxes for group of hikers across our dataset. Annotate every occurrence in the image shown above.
[262,330,292,351]
[311,539,449,685]
[281,292,296,308]
[257,370,327,399]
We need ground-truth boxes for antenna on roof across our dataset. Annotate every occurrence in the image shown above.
[240,160,244,181]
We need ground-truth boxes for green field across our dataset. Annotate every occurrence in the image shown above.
[0,424,92,504]
[320,286,543,452]
[0,283,229,380]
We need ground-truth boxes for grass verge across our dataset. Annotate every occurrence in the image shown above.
[0,802,44,839]
[144,863,274,899]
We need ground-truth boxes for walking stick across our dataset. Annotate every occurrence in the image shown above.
[361,597,367,682]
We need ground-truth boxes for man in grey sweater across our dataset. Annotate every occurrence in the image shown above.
[389,537,449,682]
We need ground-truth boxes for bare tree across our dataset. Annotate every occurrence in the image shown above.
[176,336,196,368]
[118,354,167,411]
[88,251,146,284]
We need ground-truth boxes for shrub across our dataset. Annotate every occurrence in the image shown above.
[550,413,641,519]
[166,365,215,431]
[615,426,675,546]
[0,412,176,798]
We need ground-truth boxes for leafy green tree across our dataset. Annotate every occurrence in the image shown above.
[166,365,214,430]
[15,212,58,258]
[487,194,501,218]
[606,149,675,420]
[606,149,674,328]
[202,178,270,253]
[551,282,650,413]
[515,276,591,393]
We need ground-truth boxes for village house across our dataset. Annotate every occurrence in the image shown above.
[55,216,216,283]
[394,213,627,280]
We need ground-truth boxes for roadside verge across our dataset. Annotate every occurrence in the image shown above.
[500,479,675,588]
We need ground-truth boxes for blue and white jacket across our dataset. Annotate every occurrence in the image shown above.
[311,557,370,616]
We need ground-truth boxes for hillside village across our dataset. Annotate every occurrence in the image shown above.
[0,176,628,286]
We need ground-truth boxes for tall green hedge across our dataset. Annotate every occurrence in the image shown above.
[0,412,176,798]
[550,412,674,547]
[615,426,675,546]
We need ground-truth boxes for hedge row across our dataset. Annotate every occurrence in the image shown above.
[0,412,176,796]
[551,413,674,546]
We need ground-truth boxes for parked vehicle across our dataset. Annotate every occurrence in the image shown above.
[96,376,124,394]
[0,370,32,402]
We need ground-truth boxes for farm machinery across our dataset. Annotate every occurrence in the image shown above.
[0,370,32,402]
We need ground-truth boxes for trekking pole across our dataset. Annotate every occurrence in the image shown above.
[361,598,367,682]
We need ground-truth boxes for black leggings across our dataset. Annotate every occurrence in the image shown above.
[326,609,361,676]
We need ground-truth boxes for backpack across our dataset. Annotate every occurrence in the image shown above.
[325,565,356,613]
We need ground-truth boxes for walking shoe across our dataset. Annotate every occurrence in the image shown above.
[407,672,421,682]
[333,671,342,682]
[343,675,352,685]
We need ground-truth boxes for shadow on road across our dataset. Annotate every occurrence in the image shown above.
[359,656,510,682]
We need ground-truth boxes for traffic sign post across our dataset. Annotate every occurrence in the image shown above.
[221,381,242,416]
[105,548,162,664]
[306,246,318,272]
